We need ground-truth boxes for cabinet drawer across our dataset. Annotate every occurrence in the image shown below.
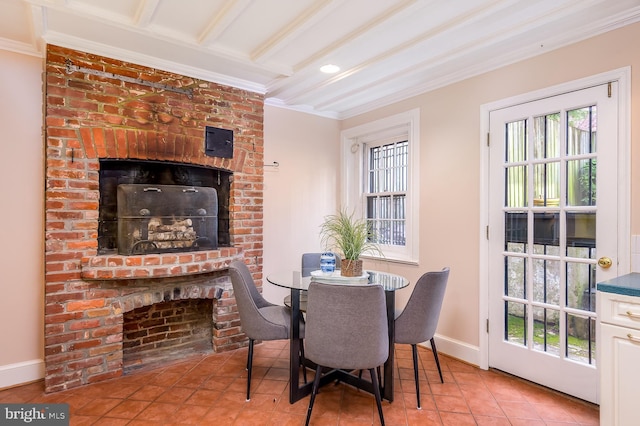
[598,291,640,330]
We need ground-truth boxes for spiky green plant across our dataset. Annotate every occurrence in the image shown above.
[319,209,382,261]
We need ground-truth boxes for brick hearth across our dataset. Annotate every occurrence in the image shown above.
[44,45,265,392]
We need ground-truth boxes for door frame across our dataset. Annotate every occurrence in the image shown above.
[478,67,631,370]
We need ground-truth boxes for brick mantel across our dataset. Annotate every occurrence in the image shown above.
[80,248,242,280]
[44,45,265,392]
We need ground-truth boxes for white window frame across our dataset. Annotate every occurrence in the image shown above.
[340,108,420,263]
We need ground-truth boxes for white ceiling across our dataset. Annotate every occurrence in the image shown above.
[2,0,640,118]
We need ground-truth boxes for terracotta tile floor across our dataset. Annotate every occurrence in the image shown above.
[0,342,599,425]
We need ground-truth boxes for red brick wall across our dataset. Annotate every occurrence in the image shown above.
[44,45,265,392]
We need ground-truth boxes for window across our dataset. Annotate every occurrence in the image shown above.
[341,109,419,263]
[367,140,407,246]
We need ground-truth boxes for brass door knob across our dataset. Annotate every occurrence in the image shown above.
[598,257,613,269]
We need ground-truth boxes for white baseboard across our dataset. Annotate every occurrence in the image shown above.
[419,334,482,368]
[0,359,44,389]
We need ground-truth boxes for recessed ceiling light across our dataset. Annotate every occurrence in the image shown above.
[320,64,340,74]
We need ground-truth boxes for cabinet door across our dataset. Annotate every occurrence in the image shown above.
[600,322,640,425]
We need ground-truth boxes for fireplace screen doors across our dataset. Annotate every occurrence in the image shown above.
[117,184,218,255]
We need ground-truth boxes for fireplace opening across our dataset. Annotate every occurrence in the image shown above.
[123,299,214,373]
[98,160,231,255]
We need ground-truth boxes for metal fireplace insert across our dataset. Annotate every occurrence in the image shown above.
[117,184,218,255]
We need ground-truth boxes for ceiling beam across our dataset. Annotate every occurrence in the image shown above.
[250,0,340,63]
[197,0,253,46]
[133,0,160,28]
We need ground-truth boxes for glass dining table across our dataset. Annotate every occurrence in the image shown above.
[266,270,409,404]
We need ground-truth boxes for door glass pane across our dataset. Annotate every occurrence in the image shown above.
[567,246,594,259]
[533,213,559,246]
[567,159,596,206]
[506,120,527,162]
[534,162,560,206]
[533,244,559,256]
[566,313,596,365]
[505,212,527,249]
[533,113,560,159]
[566,262,596,312]
[567,106,597,155]
[506,301,526,345]
[505,256,526,298]
[506,166,527,207]
[533,307,560,356]
[567,212,595,252]
[532,259,560,305]
[506,242,526,253]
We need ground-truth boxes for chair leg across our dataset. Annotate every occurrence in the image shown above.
[411,344,421,409]
[305,365,323,426]
[300,339,307,384]
[246,339,254,401]
[430,337,444,383]
[246,340,250,370]
[369,368,385,426]
[359,367,383,389]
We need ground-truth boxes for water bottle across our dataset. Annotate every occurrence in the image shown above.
[320,252,336,275]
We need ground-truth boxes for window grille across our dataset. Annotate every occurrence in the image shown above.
[366,140,408,246]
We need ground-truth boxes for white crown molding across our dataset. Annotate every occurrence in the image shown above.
[0,37,41,57]
[264,97,340,120]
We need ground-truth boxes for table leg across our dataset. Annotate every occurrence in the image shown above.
[289,288,302,403]
[383,290,395,402]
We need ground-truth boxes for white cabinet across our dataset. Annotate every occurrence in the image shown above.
[598,291,640,426]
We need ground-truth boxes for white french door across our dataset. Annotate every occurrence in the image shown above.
[488,83,619,404]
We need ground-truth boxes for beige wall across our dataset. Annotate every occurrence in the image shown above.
[341,22,640,352]
[262,106,341,304]
[0,49,44,387]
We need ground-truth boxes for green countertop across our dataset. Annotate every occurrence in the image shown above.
[597,273,640,297]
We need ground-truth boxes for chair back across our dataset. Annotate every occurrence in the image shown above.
[230,260,271,308]
[229,260,285,339]
[305,282,388,370]
[394,268,450,345]
[301,252,341,277]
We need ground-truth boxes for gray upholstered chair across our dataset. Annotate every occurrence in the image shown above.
[394,267,450,409]
[284,252,342,310]
[228,260,305,401]
[304,281,388,426]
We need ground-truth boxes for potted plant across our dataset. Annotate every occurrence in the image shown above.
[319,209,382,277]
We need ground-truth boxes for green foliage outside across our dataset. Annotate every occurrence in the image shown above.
[507,314,594,361]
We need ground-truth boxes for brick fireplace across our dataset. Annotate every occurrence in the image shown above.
[44,45,265,392]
